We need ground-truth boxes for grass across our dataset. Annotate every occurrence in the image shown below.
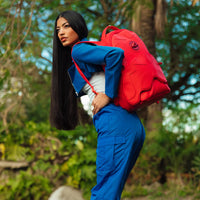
[122,180,200,200]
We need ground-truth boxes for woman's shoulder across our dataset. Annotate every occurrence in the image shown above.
[72,38,124,64]
[72,40,124,56]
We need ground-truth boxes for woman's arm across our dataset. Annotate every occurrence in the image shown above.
[72,43,124,99]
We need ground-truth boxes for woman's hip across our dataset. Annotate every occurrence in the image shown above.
[93,103,144,138]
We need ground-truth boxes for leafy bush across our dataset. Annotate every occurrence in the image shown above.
[0,122,97,199]
[128,125,200,185]
[0,171,52,200]
[192,154,200,186]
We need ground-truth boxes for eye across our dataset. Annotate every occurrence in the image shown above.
[64,24,70,28]
[56,24,70,33]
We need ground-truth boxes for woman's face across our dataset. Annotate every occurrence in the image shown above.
[56,17,80,47]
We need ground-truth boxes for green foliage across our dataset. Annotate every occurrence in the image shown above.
[57,125,97,199]
[0,122,97,199]
[63,148,97,194]
[128,121,200,186]
[0,69,10,90]
[123,181,200,200]
[122,184,148,198]
[57,124,97,154]
[192,154,200,185]
[153,129,199,174]
[0,171,52,200]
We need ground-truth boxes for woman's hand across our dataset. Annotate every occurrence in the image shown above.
[91,93,111,115]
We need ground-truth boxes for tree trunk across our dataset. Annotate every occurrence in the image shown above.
[132,0,163,132]
[131,0,167,184]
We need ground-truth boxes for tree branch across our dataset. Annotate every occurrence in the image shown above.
[86,8,102,17]
[39,55,52,64]
[14,0,35,50]
[100,0,109,16]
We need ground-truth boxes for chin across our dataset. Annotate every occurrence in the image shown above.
[62,43,68,47]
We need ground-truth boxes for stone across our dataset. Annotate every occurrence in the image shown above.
[48,186,84,200]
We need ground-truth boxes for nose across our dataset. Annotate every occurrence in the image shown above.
[58,27,65,36]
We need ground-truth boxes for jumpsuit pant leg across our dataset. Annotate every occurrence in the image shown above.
[91,104,145,200]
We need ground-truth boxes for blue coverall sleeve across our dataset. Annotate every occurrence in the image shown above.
[72,43,124,98]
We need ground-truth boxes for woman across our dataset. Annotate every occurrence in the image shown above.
[50,10,145,200]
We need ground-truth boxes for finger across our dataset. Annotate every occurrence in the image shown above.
[92,106,97,115]
[93,106,97,115]
[93,106,100,115]
[95,108,100,115]
[91,97,96,106]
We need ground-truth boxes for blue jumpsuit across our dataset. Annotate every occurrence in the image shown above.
[69,38,146,200]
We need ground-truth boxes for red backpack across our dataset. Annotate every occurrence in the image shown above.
[72,26,171,112]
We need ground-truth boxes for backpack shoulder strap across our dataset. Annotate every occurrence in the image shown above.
[71,42,98,95]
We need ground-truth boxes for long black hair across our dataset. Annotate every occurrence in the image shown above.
[50,10,88,130]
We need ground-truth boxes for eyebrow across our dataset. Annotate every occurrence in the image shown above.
[56,22,69,29]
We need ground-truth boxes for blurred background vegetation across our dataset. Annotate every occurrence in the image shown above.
[0,0,200,199]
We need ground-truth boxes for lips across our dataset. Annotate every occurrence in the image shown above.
[61,37,67,42]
